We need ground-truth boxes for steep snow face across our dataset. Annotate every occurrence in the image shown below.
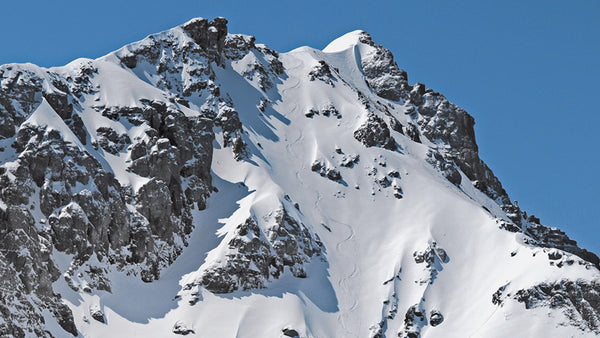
[0,18,599,338]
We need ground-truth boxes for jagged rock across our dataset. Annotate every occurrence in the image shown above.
[359,32,409,101]
[48,202,93,256]
[173,321,194,335]
[282,328,300,337]
[52,303,78,336]
[354,113,396,150]
[507,280,600,334]
[410,86,508,203]
[340,154,359,167]
[526,223,600,269]
[43,91,72,120]
[311,160,323,172]
[321,104,340,117]
[96,126,131,154]
[136,178,173,238]
[404,123,421,143]
[413,242,448,285]
[308,60,334,84]
[224,34,256,60]
[0,65,43,139]
[215,105,243,146]
[90,304,105,323]
[426,151,461,186]
[182,17,228,58]
[326,168,342,181]
[400,304,426,338]
[430,310,444,327]
[192,209,321,294]
[389,117,404,134]
[305,108,318,117]
[120,53,137,68]
[311,160,343,182]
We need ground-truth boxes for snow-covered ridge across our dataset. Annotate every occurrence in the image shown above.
[0,17,598,337]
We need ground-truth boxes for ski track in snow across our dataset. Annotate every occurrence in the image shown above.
[332,218,360,337]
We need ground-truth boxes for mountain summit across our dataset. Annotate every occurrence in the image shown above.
[0,17,598,337]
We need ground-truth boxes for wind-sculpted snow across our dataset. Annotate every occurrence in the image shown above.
[0,17,598,337]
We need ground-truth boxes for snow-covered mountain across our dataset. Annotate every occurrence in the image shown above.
[0,17,598,337]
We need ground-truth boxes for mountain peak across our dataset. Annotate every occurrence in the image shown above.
[322,29,372,53]
[0,17,598,338]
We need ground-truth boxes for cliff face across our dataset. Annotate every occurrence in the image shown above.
[0,18,597,337]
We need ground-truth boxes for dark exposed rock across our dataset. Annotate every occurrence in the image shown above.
[191,208,321,293]
[321,104,339,117]
[526,223,600,269]
[404,123,421,143]
[305,108,318,118]
[120,54,137,68]
[224,34,256,60]
[408,85,508,203]
[136,178,173,239]
[311,160,323,172]
[53,303,78,336]
[413,242,448,285]
[182,17,228,64]
[426,151,461,186]
[509,279,600,334]
[400,304,426,338]
[340,154,359,168]
[43,91,72,120]
[359,32,409,101]
[96,126,131,154]
[311,160,343,182]
[0,56,215,335]
[308,60,334,84]
[326,168,342,181]
[0,65,44,139]
[389,116,404,134]
[354,113,396,150]
[173,321,195,335]
[90,305,105,323]
[215,105,243,146]
[430,310,444,327]
[282,328,300,337]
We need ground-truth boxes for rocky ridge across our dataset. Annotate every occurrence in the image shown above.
[0,18,597,337]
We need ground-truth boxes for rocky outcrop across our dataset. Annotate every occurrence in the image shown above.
[403,83,509,204]
[0,31,218,334]
[400,304,426,338]
[430,310,444,327]
[354,113,396,150]
[173,321,195,335]
[413,242,448,285]
[359,32,409,101]
[0,206,77,337]
[308,60,335,85]
[494,279,600,334]
[356,36,600,270]
[311,160,342,182]
[526,222,600,269]
[182,17,228,65]
[426,150,461,186]
[187,208,322,294]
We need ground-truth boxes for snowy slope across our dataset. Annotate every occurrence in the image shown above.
[0,17,598,338]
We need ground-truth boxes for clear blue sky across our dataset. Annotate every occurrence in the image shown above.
[1,1,598,253]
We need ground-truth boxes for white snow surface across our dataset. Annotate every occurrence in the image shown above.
[10,24,592,338]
